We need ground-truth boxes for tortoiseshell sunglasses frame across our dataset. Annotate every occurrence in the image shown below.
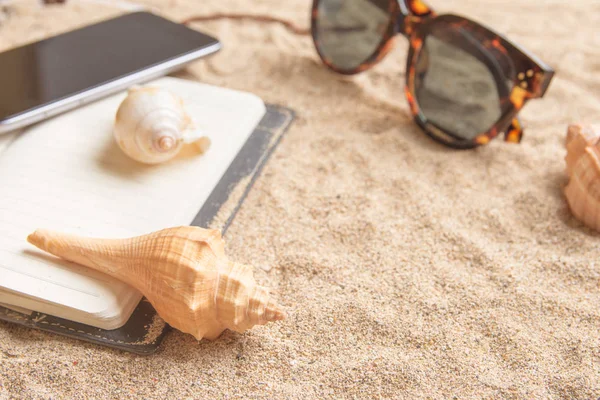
[310,0,555,149]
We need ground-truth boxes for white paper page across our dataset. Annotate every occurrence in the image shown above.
[0,77,266,329]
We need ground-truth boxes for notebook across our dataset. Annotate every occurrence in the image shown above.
[0,77,266,330]
[0,102,294,354]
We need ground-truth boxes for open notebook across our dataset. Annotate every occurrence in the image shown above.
[0,77,266,330]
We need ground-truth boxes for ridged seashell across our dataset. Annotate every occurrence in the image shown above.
[27,226,285,340]
[564,124,600,231]
[114,87,210,164]
[565,124,599,176]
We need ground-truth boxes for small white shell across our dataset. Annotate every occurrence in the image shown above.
[114,86,209,164]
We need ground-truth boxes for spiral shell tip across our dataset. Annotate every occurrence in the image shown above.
[157,136,175,151]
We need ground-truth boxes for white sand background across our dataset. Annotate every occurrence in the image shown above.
[0,0,599,398]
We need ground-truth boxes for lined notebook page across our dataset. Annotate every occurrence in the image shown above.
[0,77,266,329]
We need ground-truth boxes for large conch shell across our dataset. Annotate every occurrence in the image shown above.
[27,226,285,340]
[114,86,210,164]
[564,124,600,231]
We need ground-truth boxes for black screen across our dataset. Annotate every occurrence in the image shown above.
[0,12,219,121]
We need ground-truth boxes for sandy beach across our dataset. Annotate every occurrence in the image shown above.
[0,0,599,398]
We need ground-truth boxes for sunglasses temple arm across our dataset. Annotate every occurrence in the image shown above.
[504,117,524,143]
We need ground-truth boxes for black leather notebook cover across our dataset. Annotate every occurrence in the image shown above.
[0,104,294,354]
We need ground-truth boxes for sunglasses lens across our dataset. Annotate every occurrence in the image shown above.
[414,23,508,140]
[314,0,391,71]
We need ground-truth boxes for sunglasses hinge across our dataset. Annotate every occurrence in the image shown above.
[397,15,425,36]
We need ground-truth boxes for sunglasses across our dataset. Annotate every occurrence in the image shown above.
[310,0,555,149]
